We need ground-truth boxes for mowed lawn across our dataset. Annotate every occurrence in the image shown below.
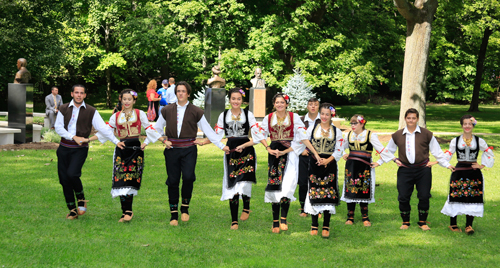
[1,104,499,267]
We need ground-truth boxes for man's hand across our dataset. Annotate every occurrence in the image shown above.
[72,136,86,146]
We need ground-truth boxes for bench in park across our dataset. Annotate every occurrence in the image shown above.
[0,112,46,144]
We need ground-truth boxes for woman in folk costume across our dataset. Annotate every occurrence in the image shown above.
[260,93,321,234]
[441,115,494,235]
[341,114,392,226]
[98,89,164,222]
[201,88,266,230]
[304,103,343,238]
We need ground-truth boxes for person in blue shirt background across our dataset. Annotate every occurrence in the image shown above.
[157,79,169,113]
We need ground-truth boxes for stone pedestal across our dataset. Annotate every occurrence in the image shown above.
[8,83,33,143]
[204,88,226,128]
[249,87,266,120]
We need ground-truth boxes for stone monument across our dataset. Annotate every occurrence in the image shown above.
[205,65,226,128]
[8,58,33,143]
[249,67,266,119]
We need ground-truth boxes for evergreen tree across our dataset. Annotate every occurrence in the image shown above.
[282,69,318,113]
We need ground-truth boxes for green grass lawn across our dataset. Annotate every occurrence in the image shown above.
[1,103,499,267]
[1,136,499,267]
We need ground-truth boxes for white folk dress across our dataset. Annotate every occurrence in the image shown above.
[303,123,343,215]
[440,135,494,217]
[261,112,308,203]
[215,109,265,201]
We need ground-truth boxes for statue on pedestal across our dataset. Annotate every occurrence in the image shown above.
[207,65,226,88]
[14,58,31,84]
[250,67,265,88]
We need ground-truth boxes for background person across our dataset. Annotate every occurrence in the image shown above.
[45,86,63,129]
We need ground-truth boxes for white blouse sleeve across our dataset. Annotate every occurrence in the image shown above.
[215,112,225,139]
[197,115,225,149]
[140,110,162,145]
[260,114,270,138]
[444,138,457,163]
[370,132,392,165]
[95,113,117,144]
[248,111,265,143]
[291,113,308,155]
[332,128,344,161]
[479,137,495,168]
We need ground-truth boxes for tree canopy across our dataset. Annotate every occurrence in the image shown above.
[1,0,499,110]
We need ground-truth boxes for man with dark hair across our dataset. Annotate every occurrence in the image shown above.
[384,108,453,230]
[45,86,63,129]
[297,97,320,216]
[55,84,125,220]
[154,81,229,226]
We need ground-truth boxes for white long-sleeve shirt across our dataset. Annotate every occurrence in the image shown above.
[55,100,119,145]
[154,101,225,149]
[384,125,450,167]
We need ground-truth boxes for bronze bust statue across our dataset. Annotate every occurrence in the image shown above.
[207,65,226,88]
[14,58,31,84]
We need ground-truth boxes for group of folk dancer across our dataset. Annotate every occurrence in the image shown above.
[55,82,495,238]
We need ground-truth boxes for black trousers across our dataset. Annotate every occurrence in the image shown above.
[297,154,309,205]
[397,166,432,212]
[164,145,197,204]
[57,145,89,208]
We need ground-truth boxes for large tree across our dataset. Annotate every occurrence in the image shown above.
[394,0,438,128]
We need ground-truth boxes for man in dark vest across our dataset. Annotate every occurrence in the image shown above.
[154,81,229,226]
[55,84,125,220]
[297,97,320,217]
[384,108,453,231]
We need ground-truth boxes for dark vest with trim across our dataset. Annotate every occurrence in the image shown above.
[223,108,250,136]
[59,102,96,138]
[392,127,433,164]
[347,130,373,152]
[161,103,204,139]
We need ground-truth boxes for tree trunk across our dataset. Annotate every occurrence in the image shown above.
[105,24,112,108]
[468,27,493,112]
[394,0,438,129]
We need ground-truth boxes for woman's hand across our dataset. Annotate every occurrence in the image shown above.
[371,162,380,168]
[222,146,230,154]
[471,163,484,170]
[235,145,244,152]
[342,154,348,161]
[141,143,147,151]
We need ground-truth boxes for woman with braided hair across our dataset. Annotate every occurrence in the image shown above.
[259,93,321,234]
